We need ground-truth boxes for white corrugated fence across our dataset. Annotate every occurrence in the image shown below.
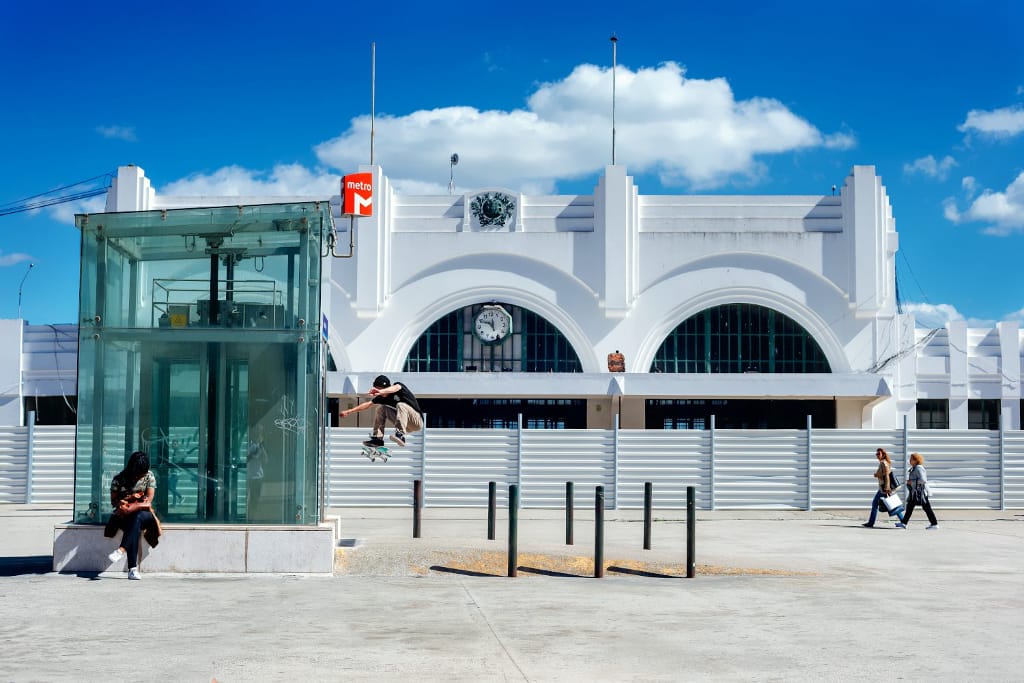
[3,423,1024,509]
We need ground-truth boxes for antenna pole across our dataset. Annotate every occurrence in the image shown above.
[611,34,618,166]
[370,42,376,166]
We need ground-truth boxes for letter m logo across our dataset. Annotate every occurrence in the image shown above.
[342,172,373,217]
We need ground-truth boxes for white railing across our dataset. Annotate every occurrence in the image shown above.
[5,423,1024,509]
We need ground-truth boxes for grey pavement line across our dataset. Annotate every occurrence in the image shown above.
[459,579,529,681]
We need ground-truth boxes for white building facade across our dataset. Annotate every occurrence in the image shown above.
[1,164,1020,431]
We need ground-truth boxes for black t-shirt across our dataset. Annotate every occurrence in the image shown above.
[371,383,422,415]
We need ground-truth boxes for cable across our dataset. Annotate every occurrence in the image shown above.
[47,324,77,415]
[868,328,940,374]
[898,251,930,304]
[0,173,114,217]
[0,173,113,207]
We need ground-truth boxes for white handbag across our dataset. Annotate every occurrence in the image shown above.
[881,492,903,513]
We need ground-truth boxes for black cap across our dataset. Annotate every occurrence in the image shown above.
[373,374,391,388]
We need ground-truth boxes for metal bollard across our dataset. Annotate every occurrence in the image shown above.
[595,485,605,578]
[686,485,695,578]
[508,484,519,577]
[565,481,574,545]
[643,481,653,550]
[413,479,422,539]
[487,481,497,540]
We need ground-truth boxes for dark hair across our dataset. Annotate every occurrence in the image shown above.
[123,451,150,480]
[373,374,391,389]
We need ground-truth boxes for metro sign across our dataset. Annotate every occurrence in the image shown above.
[342,172,373,216]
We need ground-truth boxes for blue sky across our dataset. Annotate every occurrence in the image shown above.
[1,0,1022,327]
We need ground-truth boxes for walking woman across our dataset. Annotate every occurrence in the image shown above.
[904,452,939,529]
[105,451,162,579]
[863,447,905,528]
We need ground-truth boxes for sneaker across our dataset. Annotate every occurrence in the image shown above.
[127,568,141,580]
[926,524,939,530]
[390,431,406,447]
[108,548,124,564]
[861,523,874,528]
[362,436,385,448]
[895,522,906,529]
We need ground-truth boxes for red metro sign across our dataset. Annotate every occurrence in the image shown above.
[342,172,373,217]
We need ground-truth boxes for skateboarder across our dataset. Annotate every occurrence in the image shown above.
[340,375,423,448]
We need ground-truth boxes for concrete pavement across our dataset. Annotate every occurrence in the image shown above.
[1,504,1022,681]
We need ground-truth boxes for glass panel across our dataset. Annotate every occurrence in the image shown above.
[645,398,836,429]
[422,398,587,428]
[651,303,830,373]
[403,303,582,373]
[916,399,949,429]
[968,399,999,430]
[73,203,326,525]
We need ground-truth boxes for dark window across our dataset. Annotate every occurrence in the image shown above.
[968,399,1000,430]
[916,399,949,429]
[403,304,581,373]
[421,398,586,429]
[651,303,830,373]
[404,311,462,372]
[24,396,77,425]
[645,398,835,430]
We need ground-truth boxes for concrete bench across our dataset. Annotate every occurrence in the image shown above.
[53,518,339,574]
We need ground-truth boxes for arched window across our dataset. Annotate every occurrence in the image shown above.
[651,303,830,373]
[404,303,582,373]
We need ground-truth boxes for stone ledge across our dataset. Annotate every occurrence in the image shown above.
[53,522,338,574]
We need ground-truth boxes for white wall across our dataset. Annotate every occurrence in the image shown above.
[0,320,24,425]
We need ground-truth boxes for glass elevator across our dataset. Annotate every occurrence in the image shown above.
[73,203,328,525]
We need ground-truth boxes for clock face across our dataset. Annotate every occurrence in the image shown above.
[473,306,512,344]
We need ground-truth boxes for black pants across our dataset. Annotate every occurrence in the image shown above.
[118,510,157,569]
[903,497,938,526]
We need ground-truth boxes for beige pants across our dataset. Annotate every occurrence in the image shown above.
[373,403,423,437]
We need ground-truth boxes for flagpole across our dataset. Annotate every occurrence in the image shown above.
[370,42,376,166]
[610,34,618,166]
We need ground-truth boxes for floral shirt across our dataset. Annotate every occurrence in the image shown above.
[110,470,157,508]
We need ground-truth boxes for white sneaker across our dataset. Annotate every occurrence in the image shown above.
[926,524,939,530]
[108,548,124,564]
[128,567,141,580]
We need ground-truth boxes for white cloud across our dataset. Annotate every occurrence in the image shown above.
[314,62,854,191]
[903,155,956,181]
[160,164,340,197]
[96,125,137,142]
[944,171,1024,235]
[961,176,977,197]
[904,302,965,328]
[958,105,1024,138]
[0,251,33,267]
[46,194,105,225]
[904,302,1000,329]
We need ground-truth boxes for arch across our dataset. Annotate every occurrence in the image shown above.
[403,303,583,373]
[650,303,831,373]
[634,284,851,374]
[377,263,603,373]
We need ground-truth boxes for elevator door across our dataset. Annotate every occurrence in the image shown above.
[151,351,250,522]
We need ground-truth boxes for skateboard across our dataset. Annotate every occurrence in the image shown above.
[361,445,390,462]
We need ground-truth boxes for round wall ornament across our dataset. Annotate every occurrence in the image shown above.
[470,192,516,228]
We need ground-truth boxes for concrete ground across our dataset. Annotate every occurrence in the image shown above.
[1,504,1022,682]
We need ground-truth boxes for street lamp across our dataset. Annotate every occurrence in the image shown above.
[17,262,34,320]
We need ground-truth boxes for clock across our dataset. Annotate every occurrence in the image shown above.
[473,305,513,344]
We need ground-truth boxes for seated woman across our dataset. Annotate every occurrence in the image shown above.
[105,451,162,580]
